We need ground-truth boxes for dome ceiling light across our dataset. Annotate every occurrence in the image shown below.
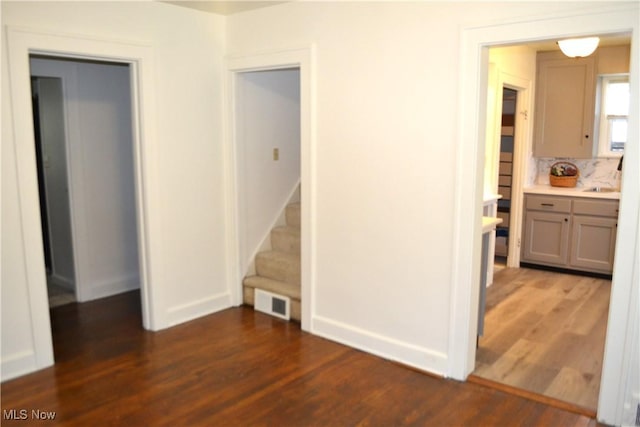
[557,37,600,58]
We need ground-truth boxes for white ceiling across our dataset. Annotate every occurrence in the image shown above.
[162,1,288,16]
[510,34,631,53]
[161,2,631,52]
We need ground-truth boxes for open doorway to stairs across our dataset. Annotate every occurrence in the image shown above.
[234,68,302,323]
[226,46,314,331]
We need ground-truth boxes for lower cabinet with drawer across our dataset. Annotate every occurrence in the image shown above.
[522,194,618,274]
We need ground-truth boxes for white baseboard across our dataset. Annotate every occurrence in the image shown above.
[166,292,232,327]
[49,273,74,291]
[78,274,140,302]
[312,315,448,377]
[1,350,39,382]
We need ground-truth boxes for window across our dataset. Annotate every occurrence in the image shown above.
[596,75,629,157]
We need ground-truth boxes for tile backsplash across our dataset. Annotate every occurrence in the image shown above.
[533,158,622,189]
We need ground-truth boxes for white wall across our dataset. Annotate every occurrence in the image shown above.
[227,0,639,382]
[3,4,639,424]
[236,69,301,273]
[227,0,581,374]
[33,76,76,288]
[30,57,140,301]
[2,1,228,380]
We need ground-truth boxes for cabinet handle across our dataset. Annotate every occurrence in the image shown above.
[564,218,568,222]
[585,135,589,139]
[541,203,554,207]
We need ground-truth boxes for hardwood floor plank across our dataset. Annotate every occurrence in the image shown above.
[1,290,607,426]
[474,266,611,412]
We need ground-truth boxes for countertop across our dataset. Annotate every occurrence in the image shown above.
[483,193,503,205]
[482,216,503,233]
[524,185,621,200]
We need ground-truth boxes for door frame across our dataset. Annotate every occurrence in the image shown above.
[448,6,639,425]
[500,73,531,268]
[224,45,316,331]
[6,27,163,373]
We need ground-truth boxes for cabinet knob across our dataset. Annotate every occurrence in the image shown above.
[564,218,568,222]
[585,135,589,139]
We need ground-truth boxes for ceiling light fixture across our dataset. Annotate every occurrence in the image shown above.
[557,37,600,58]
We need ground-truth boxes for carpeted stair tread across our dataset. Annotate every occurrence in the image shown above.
[243,275,301,300]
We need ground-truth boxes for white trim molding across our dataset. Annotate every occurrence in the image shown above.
[4,25,164,379]
[313,316,448,377]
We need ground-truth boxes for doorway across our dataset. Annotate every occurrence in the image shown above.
[31,75,77,308]
[6,28,161,378]
[452,10,638,425]
[30,55,141,312]
[226,46,314,331]
[472,38,628,413]
[494,87,517,271]
[234,68,302,321]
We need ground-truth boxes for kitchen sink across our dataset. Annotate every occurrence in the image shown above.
[583,187,618,193]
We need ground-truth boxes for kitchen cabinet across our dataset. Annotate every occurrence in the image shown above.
[522,196,571,265]
[522,194,618,274]
[533,52,595,158]
[570,199,619,272]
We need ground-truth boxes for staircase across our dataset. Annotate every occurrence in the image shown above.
[243,202,301,321]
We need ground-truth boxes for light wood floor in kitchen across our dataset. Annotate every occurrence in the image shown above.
[473,266,611,412]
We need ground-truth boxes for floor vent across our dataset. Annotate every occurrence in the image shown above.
[254,289,290,320]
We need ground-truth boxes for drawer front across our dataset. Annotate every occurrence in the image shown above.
[500,152,513,162]
[499,161,513,175]
[499,186,512,200]
[497,211,510,223]
[525,195,572,213]
[498,175,512,186]
[573,199,619,217]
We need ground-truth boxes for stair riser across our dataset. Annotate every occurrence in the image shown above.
[286,204,301,228]
[271,229,300,254]
[255,254,300,285]
[243,275,301,300]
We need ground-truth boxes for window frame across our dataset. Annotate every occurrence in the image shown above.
[595,73,629,158]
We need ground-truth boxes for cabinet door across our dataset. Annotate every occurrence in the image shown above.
[570,216,617,273]
[522,211,571,266]
[533,56,595,158]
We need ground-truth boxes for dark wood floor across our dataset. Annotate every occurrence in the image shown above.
[1,291,607,426]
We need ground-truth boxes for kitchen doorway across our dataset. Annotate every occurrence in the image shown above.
[473,39,626,414]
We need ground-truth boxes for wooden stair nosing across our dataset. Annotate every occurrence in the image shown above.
[243,275,301,300]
